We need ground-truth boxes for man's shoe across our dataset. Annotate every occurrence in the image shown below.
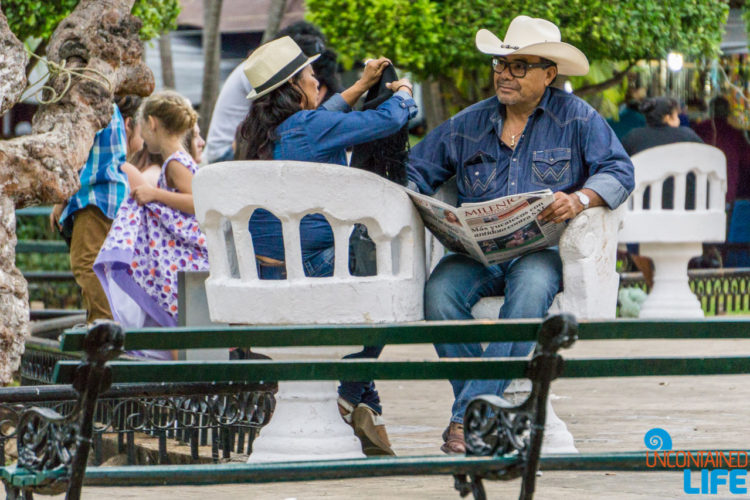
[351,404,396,456]
[440,422,466,455]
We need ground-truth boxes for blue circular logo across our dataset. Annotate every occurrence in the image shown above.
[644,428,672,451]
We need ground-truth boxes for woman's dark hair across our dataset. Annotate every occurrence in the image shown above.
[116,94,142,120]
[237,74,305,160]
[640,96,679,127]
[116,94,143,140]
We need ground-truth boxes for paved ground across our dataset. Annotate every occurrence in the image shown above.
[48,336,750,499]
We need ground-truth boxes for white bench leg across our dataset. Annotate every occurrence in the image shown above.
[638,242,704,318]
[248,347,364,462]
[505,381,577,454]
[541,397,578,454]
[248,380,364,462]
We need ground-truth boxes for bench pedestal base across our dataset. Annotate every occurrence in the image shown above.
[248,380,365,462]
[639,242,704,318]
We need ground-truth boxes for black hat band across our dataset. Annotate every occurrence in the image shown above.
[254,52,309,95]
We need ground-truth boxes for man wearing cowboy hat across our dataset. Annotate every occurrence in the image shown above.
[406,15,634,454]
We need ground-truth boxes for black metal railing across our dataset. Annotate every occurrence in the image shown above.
[0,382,275,467]
[12,338,275,466]
[619,267,750,316]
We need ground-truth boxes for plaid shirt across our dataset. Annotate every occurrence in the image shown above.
[60,104,129,225]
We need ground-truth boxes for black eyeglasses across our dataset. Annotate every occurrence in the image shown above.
[492,57,555,78]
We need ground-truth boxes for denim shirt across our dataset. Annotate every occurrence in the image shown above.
[407,87,634,208]
[250,91,417,263]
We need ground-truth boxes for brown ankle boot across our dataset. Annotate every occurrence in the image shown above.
[351,404,395,456]
[440,422,465,454]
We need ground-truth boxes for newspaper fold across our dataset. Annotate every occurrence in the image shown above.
[408,189,563,265]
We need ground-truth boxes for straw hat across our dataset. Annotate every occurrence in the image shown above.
[243,36,320,100]
[475,16,589,76]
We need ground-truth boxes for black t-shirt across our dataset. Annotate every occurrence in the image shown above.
[621,125,703,156]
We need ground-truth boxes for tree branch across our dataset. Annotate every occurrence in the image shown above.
[573,62,637,96]
[0,0,154,209]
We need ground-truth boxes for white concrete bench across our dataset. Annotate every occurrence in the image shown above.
[620,143,726,318]
[193,160,425,461]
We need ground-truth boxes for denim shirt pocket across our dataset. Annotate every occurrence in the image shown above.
[460,150,498,199]
[531,148,572,189]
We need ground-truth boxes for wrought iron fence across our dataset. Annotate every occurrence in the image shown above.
[1,382,275,467]
[619,267,750,316]
[10,339,275,466]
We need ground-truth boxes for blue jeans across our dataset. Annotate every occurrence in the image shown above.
[258,245,384,414]
[425,249,562,424]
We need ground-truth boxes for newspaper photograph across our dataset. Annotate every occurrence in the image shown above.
[407,188,564,265]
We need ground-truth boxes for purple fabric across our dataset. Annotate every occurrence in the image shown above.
[95,151,209,328]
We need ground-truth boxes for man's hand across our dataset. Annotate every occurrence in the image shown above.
[49,203,65,232]
[131,185,159,205]
[538,191,583,224]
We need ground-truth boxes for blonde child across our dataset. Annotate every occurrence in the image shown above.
[95,91,209,351]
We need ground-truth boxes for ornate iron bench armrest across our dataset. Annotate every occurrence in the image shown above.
[456,314,578,500]
[2,322,123,500]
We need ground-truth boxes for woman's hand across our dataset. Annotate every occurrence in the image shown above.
[131,184,159,205]
[359,57,391,90]
[386,78,413,97]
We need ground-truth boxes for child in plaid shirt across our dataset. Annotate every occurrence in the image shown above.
[51,104,129,322]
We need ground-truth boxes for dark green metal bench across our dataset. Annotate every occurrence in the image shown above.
[2,315,577,500]
[5,316,750,499]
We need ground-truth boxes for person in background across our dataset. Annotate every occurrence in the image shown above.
[185,123,206,164]
[95,91,209,343]
[237,36,416,457]
[127,122,205,188]
[621,96,703,157]
[205,21,342,163]
[49,102,129,322]
[117,95,160,189]
[607,86,646,141]
[692,96,750,205]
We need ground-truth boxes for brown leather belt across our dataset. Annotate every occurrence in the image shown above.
[256,255,285,267]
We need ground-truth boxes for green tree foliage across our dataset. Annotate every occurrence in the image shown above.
[3,0,180,42]
[309,0,728,78]
[308,0,728,119]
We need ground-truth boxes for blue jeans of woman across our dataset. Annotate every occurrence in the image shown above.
[425,249,562,424]
[258,244,383,414]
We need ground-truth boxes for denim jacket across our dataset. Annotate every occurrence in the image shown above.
[407,87,634,208]
[250,91,417,264]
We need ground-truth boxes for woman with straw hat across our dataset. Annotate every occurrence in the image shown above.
[236,36,417,456]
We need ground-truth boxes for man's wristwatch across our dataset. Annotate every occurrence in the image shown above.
[574,190,590,210]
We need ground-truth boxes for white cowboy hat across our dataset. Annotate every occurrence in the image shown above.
[244,36,320,101]
[475,16,589,76]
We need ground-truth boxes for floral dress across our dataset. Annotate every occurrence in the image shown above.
[95,151,208,331]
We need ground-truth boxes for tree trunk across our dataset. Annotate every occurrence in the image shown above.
[159,32,175,89]
[421,79,447,132]
[0,0,154,385]
[199,0,223,136]
[0,9,27,116]
[261,0,288,44]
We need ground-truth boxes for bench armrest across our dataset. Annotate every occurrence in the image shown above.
[555,205,624,319]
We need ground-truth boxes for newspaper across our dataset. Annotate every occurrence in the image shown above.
[408,189,564,265]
